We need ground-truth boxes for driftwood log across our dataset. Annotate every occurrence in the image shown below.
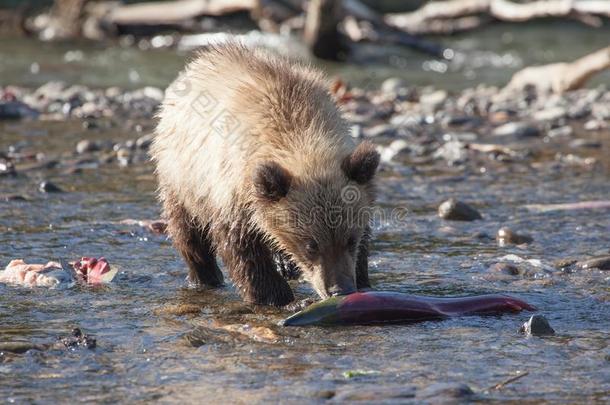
[386,0,610,34]
[503,46,610,94]
[106,0,257,26]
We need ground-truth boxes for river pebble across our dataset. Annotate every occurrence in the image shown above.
[576,256,610,271]
[76,139,99,154]
[333,386,416,402]
[417,382,474,400]
[438,198,482,221]
[497,227,533,246]
[520,315,555,336]
[489,262,521,275]
[39,180,64,193]
[493,122,540,138]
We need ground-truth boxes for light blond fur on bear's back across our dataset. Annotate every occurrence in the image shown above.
[151,41,355,224]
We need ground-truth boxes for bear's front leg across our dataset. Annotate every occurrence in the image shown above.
[219,228,294,306]
[355,225,372,289]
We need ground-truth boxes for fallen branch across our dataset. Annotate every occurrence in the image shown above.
[503,45,610,93]
[107,0,257,26]
[524,200,610,213]
[342,0,451,59]
[385,0,610,35]
[488,371,529,391]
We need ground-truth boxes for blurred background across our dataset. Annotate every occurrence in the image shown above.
[1,0,609,90]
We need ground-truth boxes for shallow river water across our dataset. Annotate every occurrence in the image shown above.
[1,118,609,403]
[1,22,610,404]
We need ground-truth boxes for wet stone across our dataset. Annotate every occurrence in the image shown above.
[520,315,555,336]
[493,122,540,138]
[116,148,132,166]
[58,328,96,350]
[39,180,64,193]
[583,119,606,131]
[497,227,533,246]
[136,133,154,150]
[0,342,46,354]
[489,262,521,275]
[553,258,577,270]
[420,90,448,110]
[76,139,100,154]
[442,115,482,128]
[82,119,99,130]
[547,126,573,138]
[362,123,396,138]
[438,199,482,221]
[380,139,409,163]
[433,140,468,165]
[333,386,416,402]
[417,382,474,400]
[312,390,335,400]
[381,77,408,94]
[0,100,40,120]
[576,256,610,271]
[533,106,567,122]
[1,194,27,202]
[0,160,16,176]
[569,138,602,149]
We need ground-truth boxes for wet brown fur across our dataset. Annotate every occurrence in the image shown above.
[152,41,378,306]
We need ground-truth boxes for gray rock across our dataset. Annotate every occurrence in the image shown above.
[1,194,27,202]
[553,258,577,270]
[420,90,448,110]
[0,160,16,176]
[135,133,154,150]
[583,119,606,131]
[334,386,416,402]
[417,382,474,400]
[489,262,521,275]
[433,141,468,165]
[381,77,408,94]
[116,148,132,166]
[0,100,40,120]
[76,139,99,154]
[497,227,533,246]
[390,114,425,130]
[39,181,63,193]
[547,126,573,138]
[576,256,610,271]
[493,122,540,138]
[533,106,567,121]
[569,138,602,149]
[438,199,482,221]
[520,315,555,336]
[363,124,397,138]
[380,139,410,163]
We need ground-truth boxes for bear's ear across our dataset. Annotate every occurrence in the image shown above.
[253,162,292,202]
[342,142,380,184]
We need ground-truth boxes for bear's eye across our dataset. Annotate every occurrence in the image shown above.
[305,240,319,257]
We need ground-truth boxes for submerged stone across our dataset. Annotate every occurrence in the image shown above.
[576,256,610,271]
[39,180,64,193]
[520,315,555,336]
[493,122,540,138]
[438,199,482,221]
[76,139,99,154]
[497,227,533,246]
[417,382,474,400]
[489,262,521,275]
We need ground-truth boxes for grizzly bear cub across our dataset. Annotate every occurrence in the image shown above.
[151,41,379,306]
